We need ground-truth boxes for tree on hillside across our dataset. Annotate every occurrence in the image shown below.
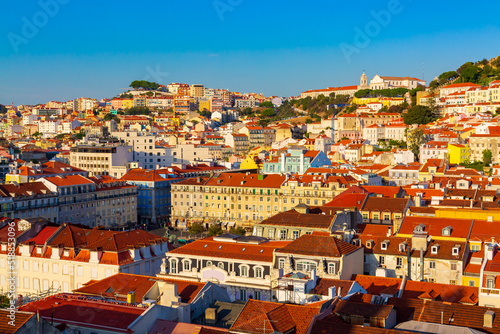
[408,128,426,159]
[403,105,436,125]
[259,101,274,108]
[460,65,481,83]
[125,107,151,115]
[261,108,276,117]
[129,80,160,90]
[457,61,474,75]
[483,149,493,166]
[438,71,459,84]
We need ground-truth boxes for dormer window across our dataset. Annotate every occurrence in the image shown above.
[399,243,407,252]
[366,240,374,248]
[442,226,452,236]
[414,224,425,232]
[381,240,389,250]
[431,245,439,254]
[452,245,460,256]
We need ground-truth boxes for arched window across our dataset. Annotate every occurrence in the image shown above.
[255,267,263,278]
[169,259,178,274]
[240,265,249,277]
[487,278,495,289]
[206,261,212,267]
[182,260,191,272]
[218,262,224,270]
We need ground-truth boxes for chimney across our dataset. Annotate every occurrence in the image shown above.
[328,286,336,299]
[387,227,392,237]
[484,311,495,328]
[415,195,421,207]
[486,244,496,261]
[127,291,136,304]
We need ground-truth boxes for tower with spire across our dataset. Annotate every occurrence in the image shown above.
[359,71,368,89]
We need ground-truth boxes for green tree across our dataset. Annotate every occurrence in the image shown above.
[208,224,223,236]
[403,105,436,125]
[483,149,493,166]
[103,113,115,121]
[428,80,440,90]
[125,107,151,115]
[408,128,426,159]
[75,130,86,140]
[259,101,274,108]
[187,223,205,236]
[229,226,246,236]
[261,108,276,117]
[32,131,42,138]
[0,294,9,308]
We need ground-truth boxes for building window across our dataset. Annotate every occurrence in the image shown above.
[279,258,285,269]
[296,261,317,272]
[328,263,336,274]
[379,256,385,265]
[396,258,403,266]
[183,260,191,272]
[487,278,495,289]
[218,262,224,270]
[170,259,178,274]
[255,267,263,278]
[240,289,247,301]
[429,261,435,269]
[268,229,275,239]
[471,244,480,252]
[280,230,287,240]
[254,291,261,300]
[450,262,457,271]
[450,280,456,285]
[469,280,475,287]
[292,231,299,240]
[240,265,249,277]
[206,261,212,267]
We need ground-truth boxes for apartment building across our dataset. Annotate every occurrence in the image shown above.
[121,168,183,226]
[0,182,59,222]
[171,144,212,164]
[171,173,287,227]
[111,131,174,169]
[69,144,133,176]
[189,84,205,97]
[90,175,138,228]
[5,160,88,184]
[469,134,500,164]
[263,148,331,174]
[0,222,169,297]
[239,126,276,148]
[158,233,291,302]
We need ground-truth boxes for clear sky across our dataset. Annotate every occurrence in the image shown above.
[1,0,499,105]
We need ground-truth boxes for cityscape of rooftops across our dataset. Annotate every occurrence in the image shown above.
[1,1,500,333]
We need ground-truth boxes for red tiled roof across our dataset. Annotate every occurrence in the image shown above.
[0,310,34,333]
[276,234,360,257]
[169,237,290,262]
[19,294,146,333]
[231,299,323,334]
[74,273,205,303]
[397,216,472,238]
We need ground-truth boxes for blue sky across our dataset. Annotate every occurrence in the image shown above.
[1,0,499,105]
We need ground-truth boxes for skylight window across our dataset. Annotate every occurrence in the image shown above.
[242,248,246,252]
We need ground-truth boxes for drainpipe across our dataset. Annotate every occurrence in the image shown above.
[407,245,411,280]
[420,248,424,281]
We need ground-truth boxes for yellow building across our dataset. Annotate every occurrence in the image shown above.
[121,99,134,109]
[240,155,260,171]
[448,143,470,165]
[352,97,379,105]
[198,99,211,112]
